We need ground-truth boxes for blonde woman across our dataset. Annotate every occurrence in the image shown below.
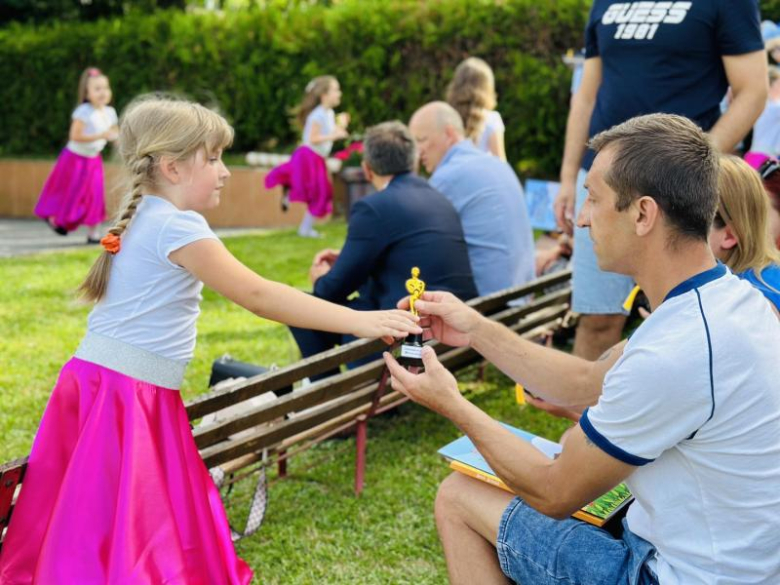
[711,155,780,310]
[445,57,506,160]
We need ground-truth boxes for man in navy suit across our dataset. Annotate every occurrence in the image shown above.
[290,121,477,371]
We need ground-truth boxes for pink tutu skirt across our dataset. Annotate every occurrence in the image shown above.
[34,148,106,232]
[0,358,253,584]
[264,146,333,218]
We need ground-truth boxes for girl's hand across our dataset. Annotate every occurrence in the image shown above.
[351,309,421,344]
[332,126,349,141]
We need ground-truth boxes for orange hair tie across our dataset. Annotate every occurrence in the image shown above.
[100,233,121,255]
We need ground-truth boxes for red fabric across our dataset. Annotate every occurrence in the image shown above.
[264,146,333,217]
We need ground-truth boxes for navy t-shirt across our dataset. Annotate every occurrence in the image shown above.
[582,0,762,170]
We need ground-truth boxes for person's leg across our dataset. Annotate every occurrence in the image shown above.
[435,473,514,585]
[572,313,627,360]
[436,473,657,585]
[571,168,634,359]
[298,210,320,238]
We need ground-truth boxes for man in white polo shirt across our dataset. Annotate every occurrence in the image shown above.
[383,114,780,584]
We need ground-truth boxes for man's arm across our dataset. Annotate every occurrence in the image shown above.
[470,317,623,408]
[554,57,602,234]
[709,50,768,152]
[312,201,385,303]
[410,291,620,408]
[384,349,634,518]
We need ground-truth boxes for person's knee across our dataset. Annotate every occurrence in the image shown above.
[434,472,471,530]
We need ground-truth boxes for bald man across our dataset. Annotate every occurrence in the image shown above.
[409,102,534,296]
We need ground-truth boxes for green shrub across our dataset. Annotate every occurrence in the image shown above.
[0,0,590,177]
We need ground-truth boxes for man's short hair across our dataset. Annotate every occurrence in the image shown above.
[589,113,719,242]
[363,121,417,176]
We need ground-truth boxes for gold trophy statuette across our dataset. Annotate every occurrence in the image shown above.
[399,267,425,368]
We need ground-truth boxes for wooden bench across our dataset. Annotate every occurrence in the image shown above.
[0,269,572,550]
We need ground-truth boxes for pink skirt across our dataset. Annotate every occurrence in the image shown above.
[34,148,106,232]
[0,358,253,584]
[264,146,333,218]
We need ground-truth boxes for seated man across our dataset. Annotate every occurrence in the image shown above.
[384,114,780,584]
[291,121,477,371]
[409,102,535,296]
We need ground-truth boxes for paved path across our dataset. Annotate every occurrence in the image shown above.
[0,218,269,258]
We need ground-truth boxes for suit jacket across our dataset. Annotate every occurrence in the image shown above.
[313,173,478,309]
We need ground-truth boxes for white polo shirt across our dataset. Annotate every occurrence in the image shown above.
[581,263,780,585]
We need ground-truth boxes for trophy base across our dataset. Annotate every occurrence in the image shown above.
[398,334,424,369]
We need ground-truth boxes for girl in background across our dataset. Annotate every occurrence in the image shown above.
[285,75,349,237]
[446,57,506,161]
[0,96,418,584]
[35,67,118,243]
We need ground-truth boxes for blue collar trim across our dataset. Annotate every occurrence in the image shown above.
[664,262,727,303]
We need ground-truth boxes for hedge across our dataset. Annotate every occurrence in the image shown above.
[0,0,591,177]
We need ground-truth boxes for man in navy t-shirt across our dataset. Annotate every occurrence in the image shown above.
[554,0,767,360]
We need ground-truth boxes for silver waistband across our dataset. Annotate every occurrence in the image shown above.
[74,332,187,390]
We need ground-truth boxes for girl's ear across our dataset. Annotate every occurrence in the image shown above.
[157,156,180,184]
[720,223,739,251]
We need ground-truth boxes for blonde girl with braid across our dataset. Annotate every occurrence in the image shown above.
[445,57,507,161]
[0,95,420,585]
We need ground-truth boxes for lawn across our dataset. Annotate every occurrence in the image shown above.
[0,220,570,583]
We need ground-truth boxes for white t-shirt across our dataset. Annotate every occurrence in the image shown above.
[477,110,505,153]
[581,264,780,585]
[302,105,336,157]
[66,103,118,158]
[750,99,780,157]
[87,196,219,362]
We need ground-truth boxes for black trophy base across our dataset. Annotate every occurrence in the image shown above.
[398,333,424,369]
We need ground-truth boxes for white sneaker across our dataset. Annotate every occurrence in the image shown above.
[297,227,322,238]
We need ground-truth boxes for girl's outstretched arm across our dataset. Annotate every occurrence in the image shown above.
[170,238,421,342]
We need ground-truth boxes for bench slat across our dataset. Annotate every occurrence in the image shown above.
[198,302,570,468]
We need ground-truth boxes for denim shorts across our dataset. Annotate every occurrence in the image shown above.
[496,497,659,585]
[572,168,635,315]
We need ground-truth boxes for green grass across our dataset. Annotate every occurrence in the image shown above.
[0,220,571,583]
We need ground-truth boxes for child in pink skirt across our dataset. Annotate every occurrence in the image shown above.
[34,67,119,243]
[0,96,420,584]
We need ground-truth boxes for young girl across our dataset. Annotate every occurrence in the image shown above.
[294,75,349,237]
[445,57,506,161]
[34,67,119,243]
[0,96,419,584]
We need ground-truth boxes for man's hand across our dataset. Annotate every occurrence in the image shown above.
[383,346,463,417]
[313,248,340,266]
[553,181,576,235]
[309,261,332,284]
[396,291,481,347]
[524,392,582,422]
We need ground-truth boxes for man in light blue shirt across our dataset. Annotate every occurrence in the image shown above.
[409,102,535,296]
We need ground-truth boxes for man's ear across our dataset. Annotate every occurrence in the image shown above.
[157,156,180,184]
[361,161,374,182]
[634,196,660,237]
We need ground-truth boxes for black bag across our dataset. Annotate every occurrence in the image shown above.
[208,355,292,396]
